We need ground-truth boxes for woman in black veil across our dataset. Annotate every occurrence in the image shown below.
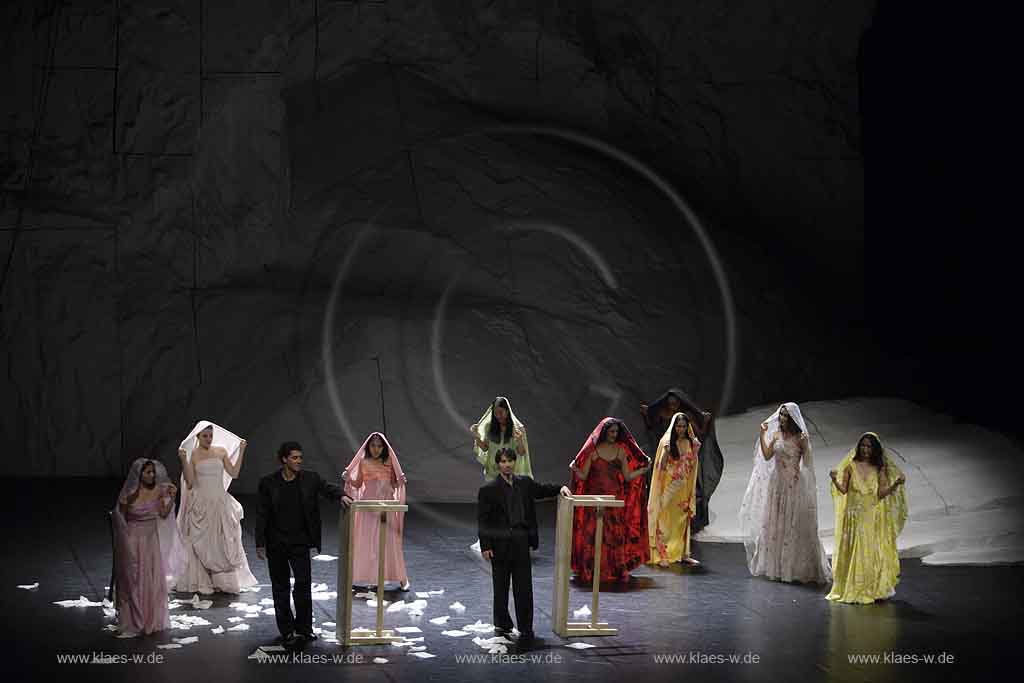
[641,388,724,532]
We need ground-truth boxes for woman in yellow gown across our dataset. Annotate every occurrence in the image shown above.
[827,432,908,604]
[648,412,702,566]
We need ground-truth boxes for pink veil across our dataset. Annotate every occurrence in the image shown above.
[112,458,186,581]
[343,432,407,536]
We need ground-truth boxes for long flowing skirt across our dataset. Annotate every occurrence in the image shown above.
[114,517,169,634]
[351,480,408,584]
[174,491,258,594]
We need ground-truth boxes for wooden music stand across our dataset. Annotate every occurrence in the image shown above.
[335,499,409,645]
[552,493,625,637]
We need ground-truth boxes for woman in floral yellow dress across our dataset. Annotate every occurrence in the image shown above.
[648,412,701,566]
[827,432,908,603]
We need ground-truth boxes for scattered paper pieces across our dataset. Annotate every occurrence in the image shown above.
[463,620,495,633]
[17,583,39,590]
[312,554,337,561]
[387,599,428,613]
[102,607,116,618]
[263,608,276,616]
[565,642,596,649]
[172,636,198,645]
[227,623,250,631]
[394,626,422,634]
[259,598,275,606]
[53,596,103,607]
[169,614,212,629]
[442,630,470,637]
[449,601,466,614]
[408,652,436,659]
[322,621,336,628]
[171,594,212,609]
[573,605,592,620]
[373,657,389,664]
[157,643,182,649]
[409,645,428,652]
[261,645,286,652]
[366,599,391,608]
[429,615,450,625]
[487,645,508,654]
[354,592,374,599]
[227,617,245,623]
[311,591,337,601]
[211,626,224,634]
[473,636,514,646]
[311,583,329,593]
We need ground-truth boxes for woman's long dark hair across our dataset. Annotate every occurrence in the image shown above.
[487,397,515,443]
[367,433,390,464]
[778,407,804,436]
[597,418,626,444]
[855,433,884,469]
[668,415,693,459]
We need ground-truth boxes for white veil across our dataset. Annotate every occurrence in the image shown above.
[175,421,244,538]
[738,402,825,573]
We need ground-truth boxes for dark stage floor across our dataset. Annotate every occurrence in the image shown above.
[4,479,1018,682]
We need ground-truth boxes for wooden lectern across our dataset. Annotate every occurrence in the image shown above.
[552,493,625,637]
[335,499,409,645]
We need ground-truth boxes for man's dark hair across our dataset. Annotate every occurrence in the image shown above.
[494,447,518,464]
[277,441,302,463]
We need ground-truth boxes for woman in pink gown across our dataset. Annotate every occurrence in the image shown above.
[112,459,185,637]
[343,432,410,590]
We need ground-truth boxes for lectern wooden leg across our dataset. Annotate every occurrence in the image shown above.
[346,510,400,645]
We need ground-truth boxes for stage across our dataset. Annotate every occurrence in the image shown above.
[6,479,1018,683]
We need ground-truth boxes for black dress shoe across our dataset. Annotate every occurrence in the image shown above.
[297,631,318,641]
[273,632,294,645]
[283,633,303,651]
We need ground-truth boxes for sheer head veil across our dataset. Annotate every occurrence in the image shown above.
[344,432,407,535]
[112,458,185,580]
[344,432,407,501]
[648,412,699,547]
[831,431,908,543]
[473,396,532,478]
[738,403,829,578]
[659,412,697,448]
[175,420,244,535]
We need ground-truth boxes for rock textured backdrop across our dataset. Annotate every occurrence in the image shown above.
[2,1,874,499]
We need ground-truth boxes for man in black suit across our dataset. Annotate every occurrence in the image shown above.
[255,441,352,649]
[478,447,571,645]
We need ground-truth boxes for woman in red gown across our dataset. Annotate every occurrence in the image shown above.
[570,418,652,582]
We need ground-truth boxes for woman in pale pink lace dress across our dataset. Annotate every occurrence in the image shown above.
[112,459,185,636]
[343,432,410,590]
